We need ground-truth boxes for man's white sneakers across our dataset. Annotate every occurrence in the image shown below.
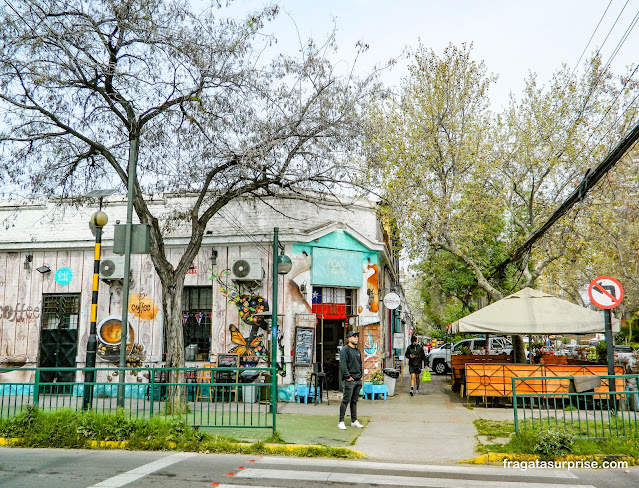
[337,421,347,430]
[351,420,364,428]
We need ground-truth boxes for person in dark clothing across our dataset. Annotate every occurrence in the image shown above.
[406,335,426,395]
[338,330,364,430]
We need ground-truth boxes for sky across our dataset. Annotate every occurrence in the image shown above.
[226,0,639,111]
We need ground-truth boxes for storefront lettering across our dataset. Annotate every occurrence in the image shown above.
[0,303,40,322]
[326,258,346,276]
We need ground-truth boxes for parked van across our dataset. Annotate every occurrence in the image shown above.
[427,336,512,375]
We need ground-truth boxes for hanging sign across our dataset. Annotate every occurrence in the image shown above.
[55,267,73,286]
[383,292,401,310]
[588,276,624,309]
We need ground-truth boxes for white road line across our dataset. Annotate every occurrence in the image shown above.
[87,452,197,488]
[255,457,578,478]
[236,468,597,488]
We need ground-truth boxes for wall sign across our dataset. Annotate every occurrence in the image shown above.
[294,326,315,366]
[311,248,362,287]
[383,292,401,310]
[55,267,73,286]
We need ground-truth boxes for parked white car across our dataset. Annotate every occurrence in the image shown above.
[427,337,512,375]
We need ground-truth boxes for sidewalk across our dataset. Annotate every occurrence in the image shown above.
[278,371,514,463]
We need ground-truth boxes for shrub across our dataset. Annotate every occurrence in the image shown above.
[533,429,575,459]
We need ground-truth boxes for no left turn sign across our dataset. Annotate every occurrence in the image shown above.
[588,276,624,309]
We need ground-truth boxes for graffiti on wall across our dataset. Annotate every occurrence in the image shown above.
[366,264,379,313]
[362,323,381,380]
[0,303,40,323]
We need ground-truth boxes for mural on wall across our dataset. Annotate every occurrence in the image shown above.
[211,270,269,365]
[96,316,146,368]
[366,264,379,313]
[0,354,30,384]
[362,323,381,380]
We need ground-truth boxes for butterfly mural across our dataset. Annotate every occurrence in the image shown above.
[228,324,266,360]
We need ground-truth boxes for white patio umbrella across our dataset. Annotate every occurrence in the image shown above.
[448,287,620,335]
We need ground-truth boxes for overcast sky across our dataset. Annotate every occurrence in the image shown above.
[229,0,639,111]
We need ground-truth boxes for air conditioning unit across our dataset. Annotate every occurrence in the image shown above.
[99,256,126,281]
[230,258,264,281]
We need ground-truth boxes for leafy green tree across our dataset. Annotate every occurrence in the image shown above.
[364,44,635,362]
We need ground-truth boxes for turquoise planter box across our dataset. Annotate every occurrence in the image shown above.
[362,383,387,401]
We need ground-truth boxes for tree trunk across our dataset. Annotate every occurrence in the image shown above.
[161,274,187,413]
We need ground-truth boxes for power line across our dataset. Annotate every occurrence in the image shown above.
[492,116,639,278]
[569,0,615,81]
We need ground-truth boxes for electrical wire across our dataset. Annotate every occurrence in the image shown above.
[569,0,615,81]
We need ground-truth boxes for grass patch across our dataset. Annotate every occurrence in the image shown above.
[475,417,639,458]
[0,406,360,458]
[474,419,515,439]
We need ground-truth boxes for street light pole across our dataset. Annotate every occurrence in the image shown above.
[117,138,138,407]
[269,227,293,431]
[83,210,108,410]
[271,227,279,432]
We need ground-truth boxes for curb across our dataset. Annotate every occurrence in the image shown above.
[460,452,639,466]
[0,437,365,458]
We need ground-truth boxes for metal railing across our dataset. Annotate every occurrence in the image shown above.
[512,374,639,439]
[0,366,276,432]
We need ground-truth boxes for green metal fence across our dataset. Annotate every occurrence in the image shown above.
[512,374,639,439]
[0,366,276,432]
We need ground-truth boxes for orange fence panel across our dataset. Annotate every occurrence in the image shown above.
[465,363,625,399]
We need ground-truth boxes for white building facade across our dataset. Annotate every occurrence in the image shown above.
[0,194,408,390]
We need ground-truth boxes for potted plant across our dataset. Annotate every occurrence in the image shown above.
[370,369,384,385]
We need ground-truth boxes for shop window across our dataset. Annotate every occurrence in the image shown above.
[181,286,212,361]
[312,287,357,317]
[41,294,80,330]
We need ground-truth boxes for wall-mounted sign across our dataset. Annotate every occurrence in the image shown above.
[294,326,315,366]
[311,248,363,287]
[55,267,73,286]
[383,292,401,310]
[392,332,404,349]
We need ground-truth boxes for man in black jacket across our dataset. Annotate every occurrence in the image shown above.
[406,335,426,396]
[338,330,364,430]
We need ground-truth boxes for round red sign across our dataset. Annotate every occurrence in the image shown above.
[588,276,624,309]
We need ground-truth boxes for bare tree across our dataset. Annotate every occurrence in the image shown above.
[0,0,383,407]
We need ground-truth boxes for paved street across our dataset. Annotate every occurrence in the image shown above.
[1,448,638,488]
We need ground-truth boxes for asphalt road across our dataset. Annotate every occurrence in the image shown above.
[1,448,639,488]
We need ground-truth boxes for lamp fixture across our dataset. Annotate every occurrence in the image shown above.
[277,252,292,275]
[24,254,33,270]
[300,281,307,300]
[36,264,51,274]
[211,249,218,265]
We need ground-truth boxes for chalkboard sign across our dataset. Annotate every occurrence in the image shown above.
[393,355,402,370]
[216,354,239,368]
[294,327,315,366]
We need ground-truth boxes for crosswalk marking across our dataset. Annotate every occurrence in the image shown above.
[236,468,597,488]
[87,453,197,488]
[255,457,578,478]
